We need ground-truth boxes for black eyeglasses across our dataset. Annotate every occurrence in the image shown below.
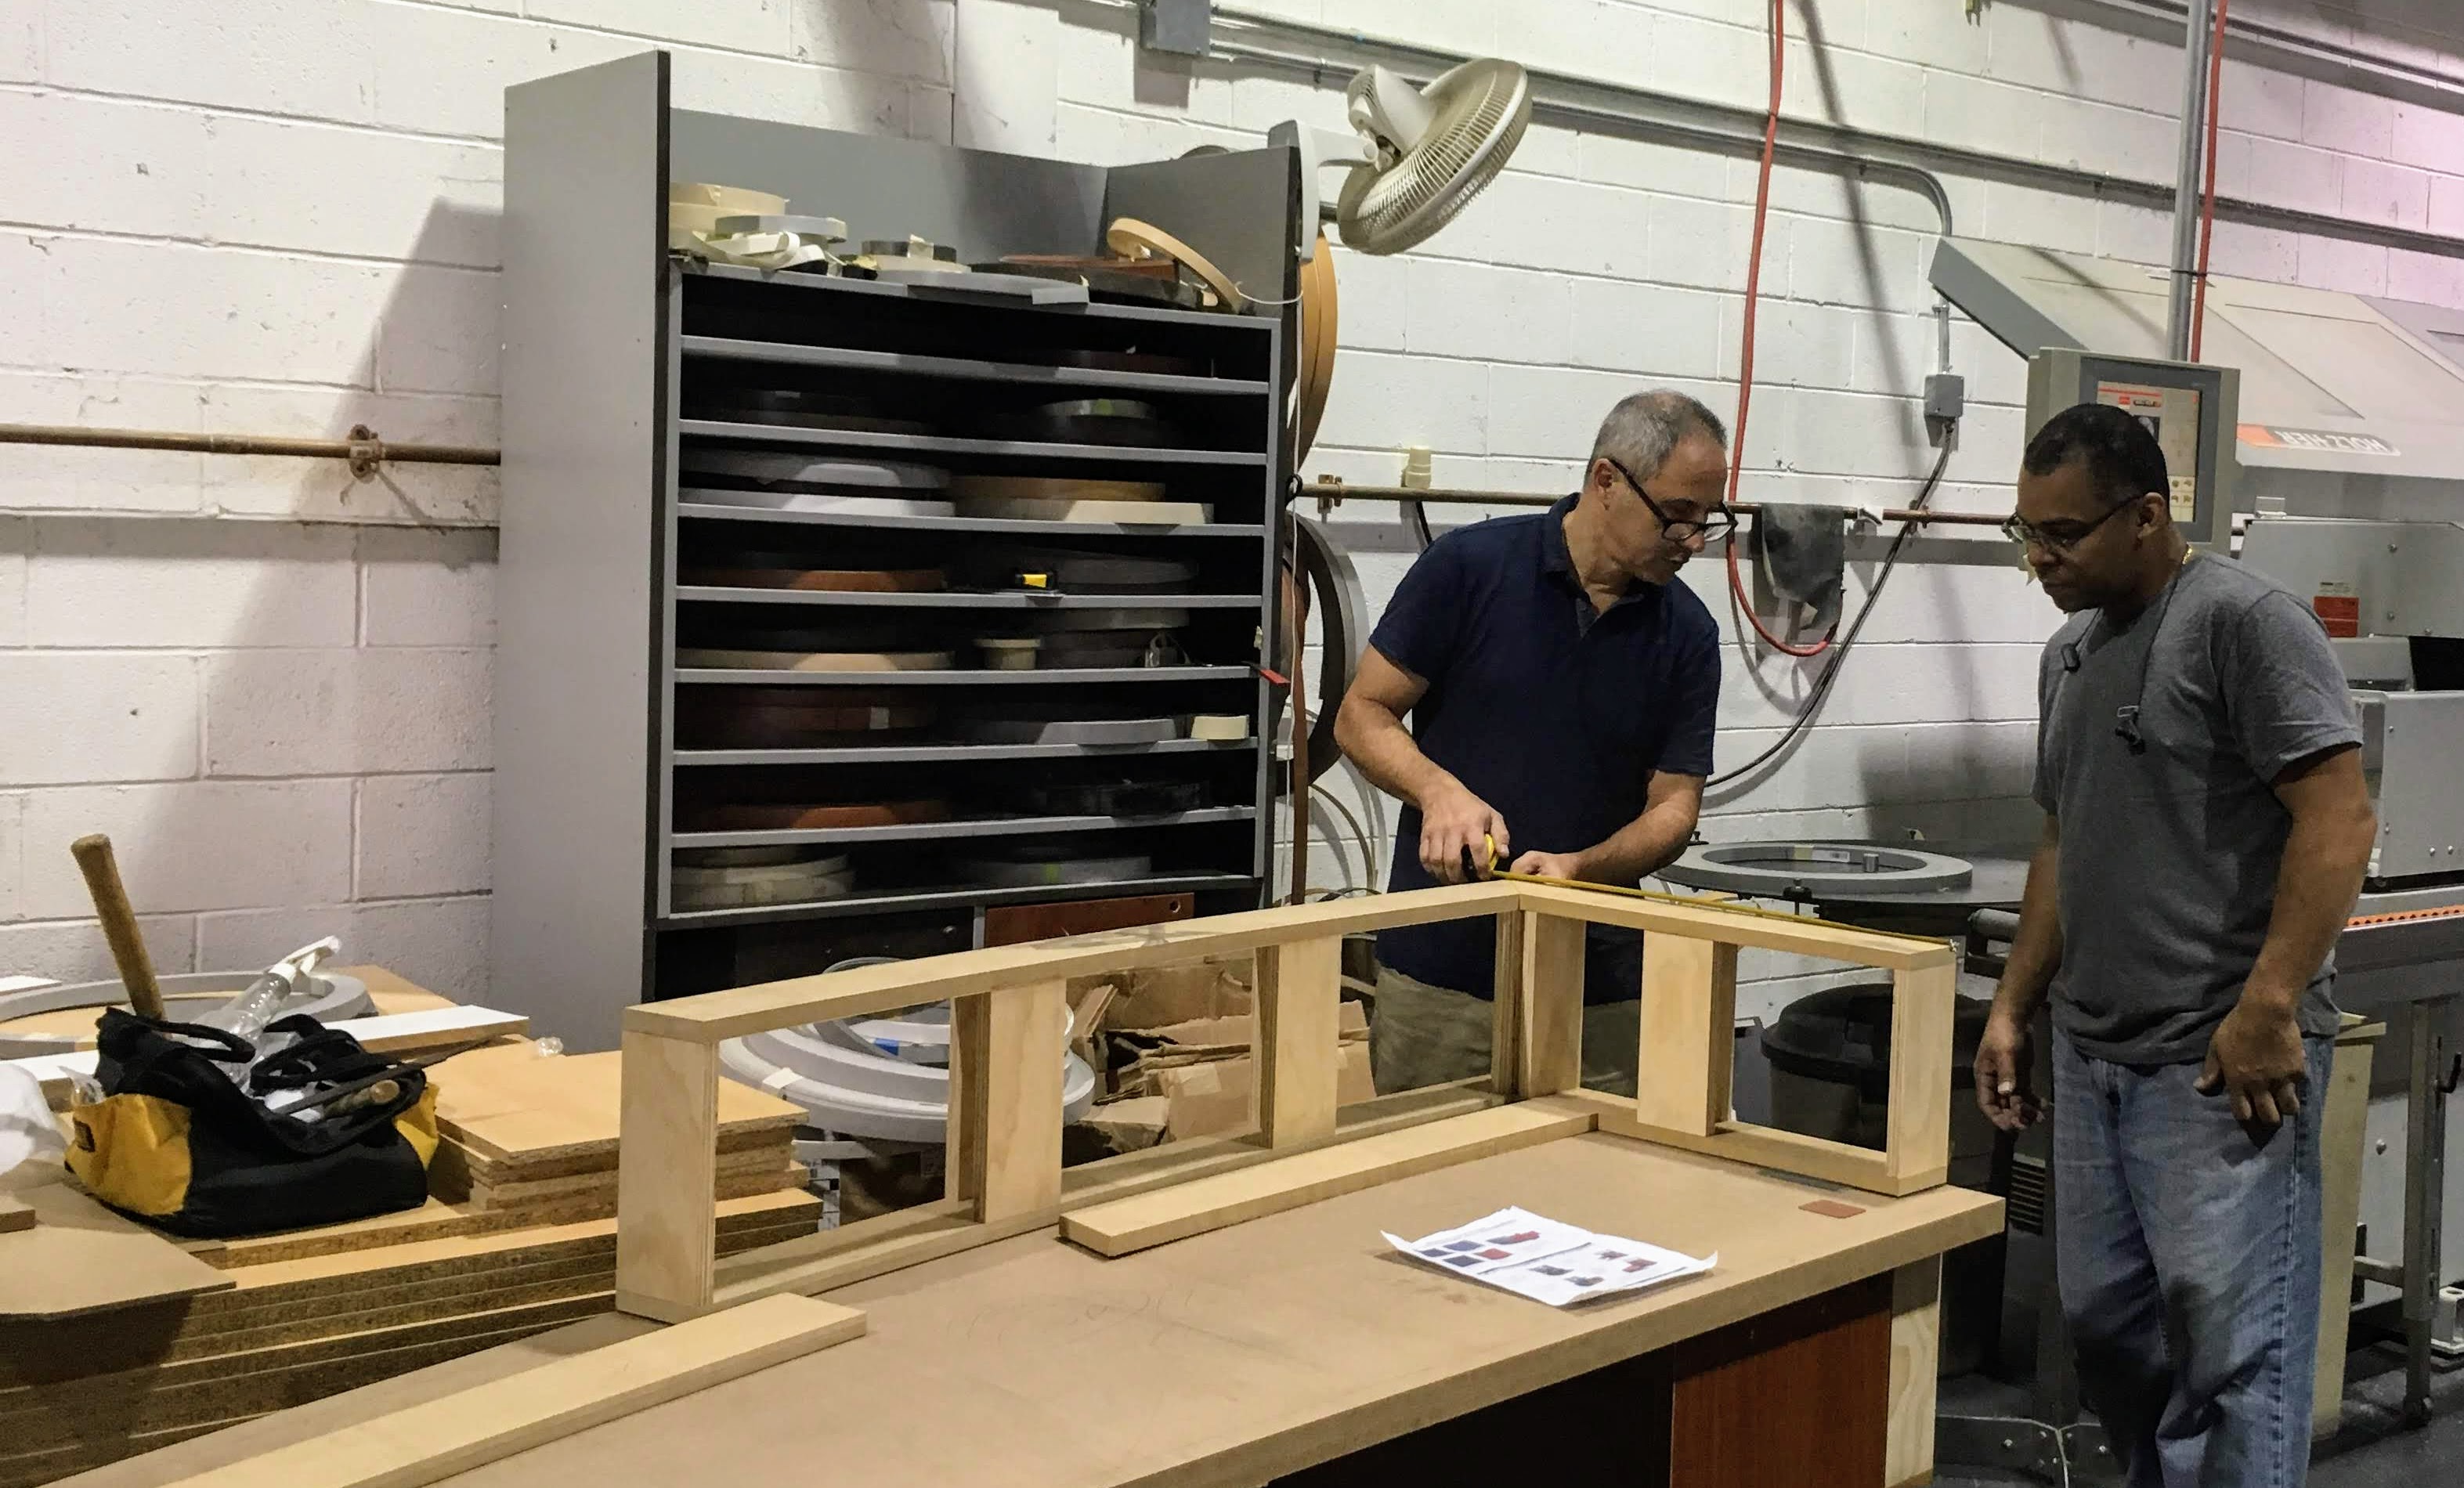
[1604,457,1736,544]
[2001,498,2138,553]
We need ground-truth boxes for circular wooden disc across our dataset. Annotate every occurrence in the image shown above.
[672,869,857,910]
[671,854,852,887]
[1295,233,1339,463]
[679,800,950,832]
[947,475,1166,504]
[680,566,946,593]
[676,648,956,673]
[684,686,925,712]
[676,844,844,869]
[1104,218,1245,312]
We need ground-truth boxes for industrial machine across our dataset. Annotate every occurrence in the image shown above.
[1653,239,2464,1458]
[2024,347,2239,551]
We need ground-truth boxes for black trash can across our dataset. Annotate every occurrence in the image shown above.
[1759,983,2000,1375]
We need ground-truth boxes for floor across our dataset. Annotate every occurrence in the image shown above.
[1932,1342,2464,1486]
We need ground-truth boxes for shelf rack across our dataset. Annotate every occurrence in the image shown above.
[496,52,1299,1047]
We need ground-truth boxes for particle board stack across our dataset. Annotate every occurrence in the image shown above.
[0,1190,822,1488]
[425,1042,807,1218]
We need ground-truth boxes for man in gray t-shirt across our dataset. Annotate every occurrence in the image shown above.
[1974,405,2375,1488]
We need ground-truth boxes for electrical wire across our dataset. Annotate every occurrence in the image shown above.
[1721,0,1833,660]
[1708,442,1953,789]
[1310,781,1382,893]
[2190,0,2231,362]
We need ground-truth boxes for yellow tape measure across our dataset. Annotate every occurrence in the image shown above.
[1477,835,1940,944]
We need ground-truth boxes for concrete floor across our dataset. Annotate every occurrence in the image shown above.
[1933,1342,2464,1486]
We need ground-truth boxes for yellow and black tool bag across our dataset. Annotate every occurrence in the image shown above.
[66,1009,439,1237]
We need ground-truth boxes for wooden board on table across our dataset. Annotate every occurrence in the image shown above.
[444,1147,797,1210]
[0,1194,822,1393]
[0,1196,31,1234]
[435,1045,800,1168]
[31,1316,661,1488]
[1059,1101,1594,1258]
[0,1183,235,1321]
[201,1185,812,1272]
[0,966,455,1047]
[143,1294,862,1488]
[367,1132,2001,1488]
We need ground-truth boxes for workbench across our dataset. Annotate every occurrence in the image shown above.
[63,1125,1996,1488]
[56,881,2000,1488]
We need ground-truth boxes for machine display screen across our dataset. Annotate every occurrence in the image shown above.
[2095,380,2202,522]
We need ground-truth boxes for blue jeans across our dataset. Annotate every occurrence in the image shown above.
[2054,1032,2333,1488]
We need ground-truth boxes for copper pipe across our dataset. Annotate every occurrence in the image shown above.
[0,421,500,479]
[1307,479,2011,529]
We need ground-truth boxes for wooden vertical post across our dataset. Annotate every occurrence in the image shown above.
[1489,909,1526,1097]
[615,1030,721,1321]
[1254,937,1342,1147]
[952,981,1068,1224]
[1517,912,1586,1097]
[1885,961,1956,1186]
[1886,1259,1944,1488]
[1635,934,1740,1135]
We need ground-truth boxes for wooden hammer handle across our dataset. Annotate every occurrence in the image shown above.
[69,834,164,1021]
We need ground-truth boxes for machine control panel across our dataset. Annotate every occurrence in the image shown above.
[2025,349,2241,551]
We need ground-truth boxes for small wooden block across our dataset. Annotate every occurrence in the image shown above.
[1801,1200,1866,1220]
[0,1194,34,1233]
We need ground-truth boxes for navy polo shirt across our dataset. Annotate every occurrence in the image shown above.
[1371,495,1720,1003]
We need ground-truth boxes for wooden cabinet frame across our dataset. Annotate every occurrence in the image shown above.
[615,881,1956,1322]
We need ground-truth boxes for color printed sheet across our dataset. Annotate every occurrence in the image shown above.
[1383,1205,1715,1308]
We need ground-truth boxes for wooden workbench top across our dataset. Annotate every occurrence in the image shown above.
[389,1132,1999,1488]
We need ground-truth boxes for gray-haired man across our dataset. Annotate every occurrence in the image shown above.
[1335,391,1733,1094]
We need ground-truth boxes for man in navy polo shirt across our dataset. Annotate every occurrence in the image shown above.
[1335,391,1729,1095]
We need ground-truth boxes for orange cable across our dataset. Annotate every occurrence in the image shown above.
[2190,0,2230,362]
[1723,0,1833,659]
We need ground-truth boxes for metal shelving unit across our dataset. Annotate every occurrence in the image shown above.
[496,52,1299,1046]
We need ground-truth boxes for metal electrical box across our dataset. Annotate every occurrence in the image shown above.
[2355,692,2464,883]
[2025,349,2240,551]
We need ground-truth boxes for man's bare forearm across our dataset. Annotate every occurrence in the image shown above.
[1566,795,1699,885]
[1333,696,1466,813]
[2245,780,2373,1011]
[1992,822,2065,1024]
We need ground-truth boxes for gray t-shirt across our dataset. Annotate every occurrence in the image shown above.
[2032,555,2361,1064]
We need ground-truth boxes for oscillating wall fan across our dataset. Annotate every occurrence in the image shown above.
[1269,60,1533,260]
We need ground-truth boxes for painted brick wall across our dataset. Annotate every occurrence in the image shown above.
[0,1,956,997]
[2,0,2460,1009]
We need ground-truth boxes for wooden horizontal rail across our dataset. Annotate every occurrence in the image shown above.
[1512,883,1952,971]
[625,881,1944,1045]
[625,882,1524,1043]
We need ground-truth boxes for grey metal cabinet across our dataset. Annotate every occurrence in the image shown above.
[495,53,1297,1048]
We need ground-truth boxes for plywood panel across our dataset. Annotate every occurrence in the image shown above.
[435,1044,797,1169]
[0,1183,235,1321]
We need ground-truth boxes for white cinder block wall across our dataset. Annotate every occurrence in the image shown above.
[5,0,2462,1013]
